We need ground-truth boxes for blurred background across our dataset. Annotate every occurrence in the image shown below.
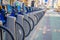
[0,0,60,8]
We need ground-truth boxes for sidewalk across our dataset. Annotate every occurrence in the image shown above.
[25,10,60,40]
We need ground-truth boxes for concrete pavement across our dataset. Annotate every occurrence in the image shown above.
[25,10,60,40]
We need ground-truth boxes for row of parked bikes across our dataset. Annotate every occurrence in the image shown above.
[0,4,46,40]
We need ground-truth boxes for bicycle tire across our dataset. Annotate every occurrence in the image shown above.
[15,22,25,40]
[23,18,31,37]
[0,26,15,40]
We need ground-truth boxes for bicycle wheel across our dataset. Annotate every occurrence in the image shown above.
[0,26,15,40]
[15,22,25,40]
[23,18,31,37]
[28,17,34,31]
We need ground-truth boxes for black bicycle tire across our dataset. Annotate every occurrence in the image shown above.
[15,22,25,40]
[34,14,42,24]
[28,17,34,31]
[23,18,31,37]
[34,15,39,26]
[0,26,15,40]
